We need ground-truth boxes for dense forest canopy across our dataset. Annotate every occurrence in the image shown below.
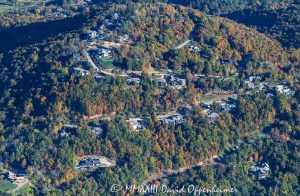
[94,0,300,49]
[1,0,299,48]
[0,1,299,195]
[225,3,300,48]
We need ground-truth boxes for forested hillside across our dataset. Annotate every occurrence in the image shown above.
[159,136,299,195]
[166,0,293,14]
[225,3,300,48]
[1,0,299,49]
[163,0,300,49]
[0,2,299,195]
[116,0,300,48]
[113,3,292,73]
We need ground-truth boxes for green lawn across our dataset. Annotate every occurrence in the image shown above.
[0,0,10,4]
[199,95,219,103]
[0,179,17,192]
[0,5,12,13]
[15,182,34,195]
[0,0,44,13]
[100,58,114,69]
[0,0,14,13]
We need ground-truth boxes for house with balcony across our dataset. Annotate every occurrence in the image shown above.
[249,162,270,180]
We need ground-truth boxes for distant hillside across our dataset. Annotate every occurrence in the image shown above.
[0,3,299,194]
[114,0,299,48]
[107,0,294,14]
[165,0,294,14]
[224,3,300,48]
[107,3,292,75]
[1,0,298,49]
[166,0,300,49]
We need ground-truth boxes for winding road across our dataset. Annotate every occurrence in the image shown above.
[10,179,29,193]
[142,155,218,185]
[174,40,191,49]
[142,132,271,185]
[84,50,99,71]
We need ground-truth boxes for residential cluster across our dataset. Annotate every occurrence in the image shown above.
[245,76,295,96]
[156,74,187,89]
[127,112,186,131]
[59,124,103,138]
[125,71,187,89]
[0,164,28,185]
[71,11,130,78]
[88,12,129,44]
[275,85,295,96]
[75,155,116,170]
[201,97,237,122]
[158,113,185,125]
[69,14,192,91]
[85,12,130,70]
[245,76,264,90]
[2,172,27,183]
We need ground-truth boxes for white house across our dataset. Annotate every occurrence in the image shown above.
[126,78,141,86]
[249,162,270,180]
[160,114,185,125]
[60,130,71,138]
[91,127,103,135]
[98,48,112,58]
[276,85,295,96]
[112,13,119,20]
[189,45,200,52]
[73,67,90,76]
[207,112,219,122]
[131,120,146,131]
[88,30,97,39]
